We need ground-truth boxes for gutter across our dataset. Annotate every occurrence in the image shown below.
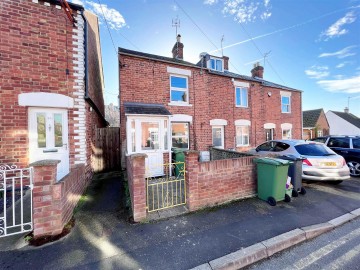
[80,10,108,126]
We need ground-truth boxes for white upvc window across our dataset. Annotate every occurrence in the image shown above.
[236,126,250,146]
[170,75,188,104]
[208,57,223,72]
[317,130,323,137]
[281,91,291,113]
[282,129,292,139]
[235,87,248,107]
[171,122,189,149]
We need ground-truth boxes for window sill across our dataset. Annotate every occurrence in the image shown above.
[281,112,291,114]
[235,106,249,108]
[168,103,193,107]
[236,145,250,147]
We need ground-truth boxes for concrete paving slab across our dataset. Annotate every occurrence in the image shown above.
[261,228,306,257]
[209,243,267,270]
[350,208,360,217]
[188,263,213,270]
[328,213,356,227]
[301,222,334,240]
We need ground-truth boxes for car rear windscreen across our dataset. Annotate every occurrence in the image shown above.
[295,144,334,156]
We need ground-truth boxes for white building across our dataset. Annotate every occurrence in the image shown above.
[326,108,360,135]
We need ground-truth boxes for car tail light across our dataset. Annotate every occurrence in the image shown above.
[303,159,312,166]
[342,158,346,167]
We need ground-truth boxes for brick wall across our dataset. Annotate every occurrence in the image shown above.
[125,151,257,220]
[0,0,78,168]
[126,154,147,222]
[185,151,257,211]
[32,160,88,237]
[119,53,302,155]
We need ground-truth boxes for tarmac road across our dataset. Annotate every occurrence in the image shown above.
[0,174,359,270]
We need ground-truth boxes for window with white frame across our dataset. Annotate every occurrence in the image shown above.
[171,122,189,149]
[235,87,248,107]
[209,57,223,72]
[236,125,250,146]
[282,129,292,139]
[317,130,323,137]
[281,95,291,113]
[170,75,188,103]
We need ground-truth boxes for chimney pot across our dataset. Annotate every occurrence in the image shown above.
[344,107,349,113]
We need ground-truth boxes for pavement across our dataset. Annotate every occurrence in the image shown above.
[0,172,359,270]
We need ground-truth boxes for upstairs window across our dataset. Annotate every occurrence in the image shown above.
[281,96,291,113]
[170,75,188,103]
[235,87,248,107]
[209,57,223,72]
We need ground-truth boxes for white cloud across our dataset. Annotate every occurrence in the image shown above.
[317,75,360,94]
[318,46,357,59]
[336,61,353,68]
[204,0,218,5]
[221,0,272,23]
[305,65,330,79]
[86,1,126,30]
[320,11,356,41]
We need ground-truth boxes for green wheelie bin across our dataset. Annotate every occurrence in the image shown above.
[172,148,185,177]
[255,157,292,206]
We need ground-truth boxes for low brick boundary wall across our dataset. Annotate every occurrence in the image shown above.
[126,151,257,220]
[31,160,88,237]
[185,151,257,211]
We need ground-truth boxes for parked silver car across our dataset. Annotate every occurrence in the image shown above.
[250,140,350,183]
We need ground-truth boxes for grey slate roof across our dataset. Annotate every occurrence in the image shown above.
[124,102,172,116]
[118,47,300,92]
[330,111,360,129]
[303,109,323,128]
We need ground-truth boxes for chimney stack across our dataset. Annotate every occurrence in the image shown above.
[172,34,184,60]
[344,107,349,113]
[251,62,264,79]
[222,56,229,71]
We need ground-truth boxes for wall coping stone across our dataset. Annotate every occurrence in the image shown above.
[129,153,147,160]
[30,160,61,167]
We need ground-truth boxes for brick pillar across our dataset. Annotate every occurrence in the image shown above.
[185,151,200,211]
[31,160,63,237]
[127,154,147,222]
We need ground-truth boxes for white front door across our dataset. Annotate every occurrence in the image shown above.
[29,108,69,181]
[139,120,164,177]
[212,126,224,149]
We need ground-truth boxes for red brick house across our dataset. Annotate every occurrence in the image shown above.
[119,35,302,176]
[0,0,106,236]
[303,109,330,139]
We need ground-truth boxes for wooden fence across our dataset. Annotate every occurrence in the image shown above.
[93,127,121,172]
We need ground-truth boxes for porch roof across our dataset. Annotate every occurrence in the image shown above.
[124,102,172,116]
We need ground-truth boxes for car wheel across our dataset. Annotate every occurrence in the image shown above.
[329,180,343,185]
[292,189,299,197]
[267,197,276,206]
[284,194,291,202]
[347,161,360,177]
[300,187,306,195]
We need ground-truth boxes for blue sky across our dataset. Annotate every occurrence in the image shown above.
[69,0,360,117]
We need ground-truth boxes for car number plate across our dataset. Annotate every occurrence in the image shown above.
[322,162,336,167]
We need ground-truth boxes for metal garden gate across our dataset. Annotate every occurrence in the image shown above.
[0,165,33,237]
[146,162,186,212]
